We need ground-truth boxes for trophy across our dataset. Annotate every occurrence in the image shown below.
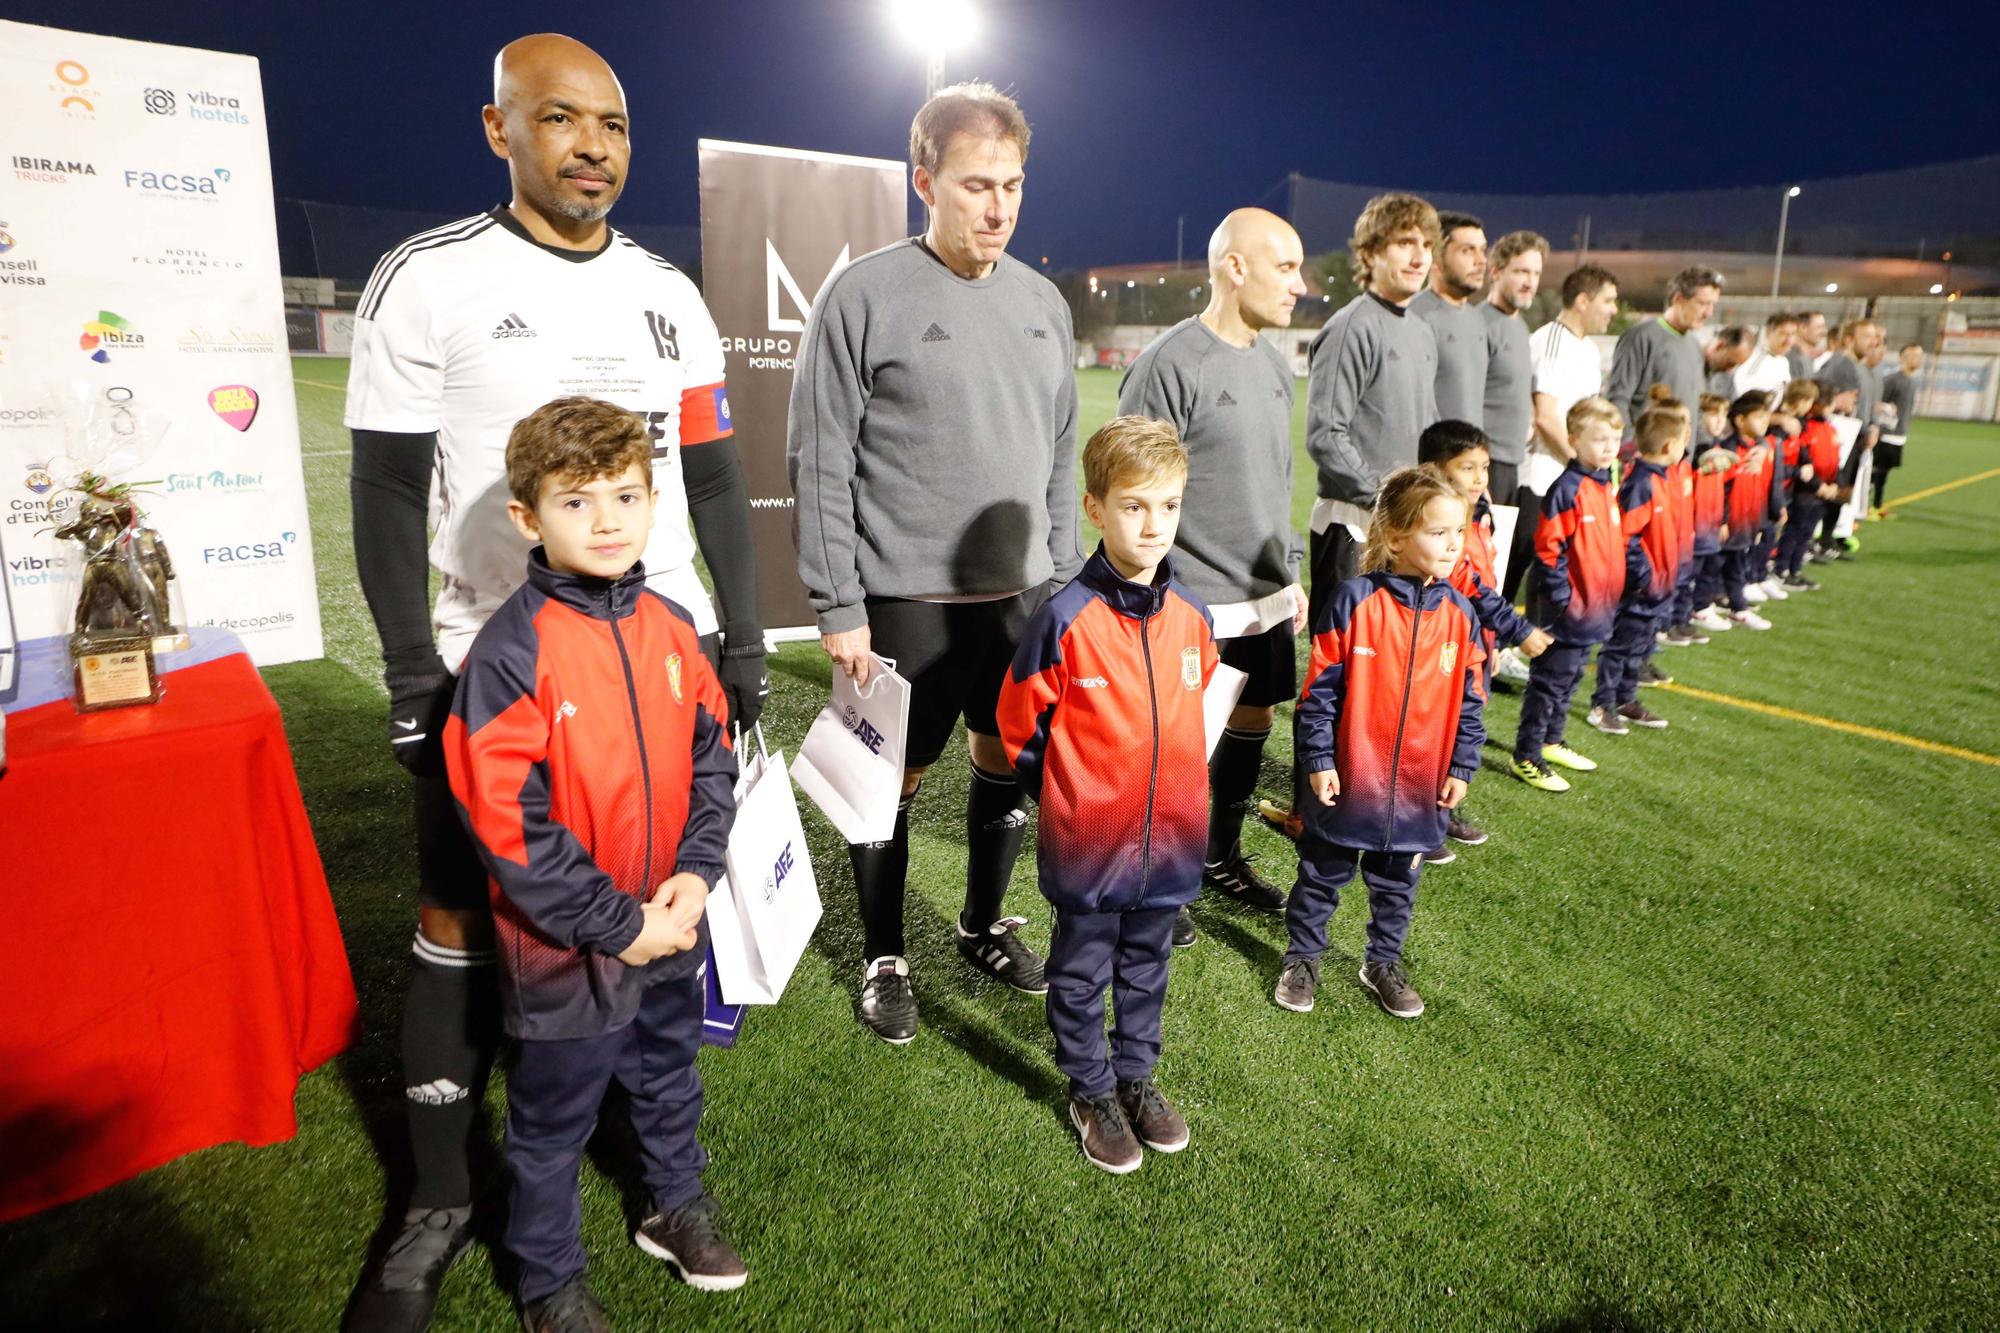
[43,385,187,711]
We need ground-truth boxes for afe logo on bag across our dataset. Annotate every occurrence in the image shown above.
[762,841,795,905]
[1180,647,1201,690]
[839,703,886,755]
[665,653,683,704]
[1439,641,1458,675]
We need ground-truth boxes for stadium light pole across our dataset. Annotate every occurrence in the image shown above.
[1771,185,1801,297]
[888,0,979,100]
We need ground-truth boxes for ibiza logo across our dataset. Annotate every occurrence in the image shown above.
[1180,646,1201,690]
[80,311,144,363]
[1439,641,1458,675]
[665,653,684,704]
[52,60,98,117]
[12,155,97,184]
[643,310,680,360]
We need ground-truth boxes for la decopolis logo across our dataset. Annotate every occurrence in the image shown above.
[203,531,296,566]
[80,311,144,363]
[141,86,251,126]
[209,384,259,431]
[123,166,232,199]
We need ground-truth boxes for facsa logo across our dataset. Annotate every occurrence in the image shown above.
[122,167,232,199]
[143,87,251,126]
[202,531,296,565]
[12,155,96,184]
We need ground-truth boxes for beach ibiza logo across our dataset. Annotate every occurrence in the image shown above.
[12,154,97,184]
[123,166,232,201]
[51,60,99,118]
[80,311,144,362]
[0,223,45,288]
[142,85,251,126]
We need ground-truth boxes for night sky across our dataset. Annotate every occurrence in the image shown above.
[10,0,2000,266]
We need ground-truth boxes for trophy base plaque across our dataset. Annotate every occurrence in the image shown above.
[72,633,163,711]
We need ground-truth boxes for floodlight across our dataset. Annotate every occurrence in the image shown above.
[1825,283,1838,293]
[1787,186,1801,198]
[1930,283,1945,295]
[1126,280,1136,288]
[888,0,978,54]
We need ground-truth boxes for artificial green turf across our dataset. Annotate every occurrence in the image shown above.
[2,361,1996,1330]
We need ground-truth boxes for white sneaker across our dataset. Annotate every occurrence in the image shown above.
[1494,646,1533,686]
[1742,582,1769,604]
[1730,609,1773,630]
[1690,606,1733,632]
[1761,577,1790,601]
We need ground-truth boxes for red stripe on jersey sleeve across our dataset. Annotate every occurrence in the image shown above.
[679,381,734,445]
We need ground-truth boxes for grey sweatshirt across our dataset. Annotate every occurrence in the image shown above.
[1306,293,1439,505]
[787,240,1082,633]
[1880,368,1918,438]
[1410,288,1489,427]
[1603,315,1705,431]
[1119,318,1303,607]
[1478,302,1533,464]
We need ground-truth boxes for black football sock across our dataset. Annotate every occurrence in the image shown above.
[402,936,500,1210]
[1206,725,1270,866]
[850,791,916,962]
[962,765,1027,933]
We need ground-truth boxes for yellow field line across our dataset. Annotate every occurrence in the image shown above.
[1879,465,2000,510]
[1655,682,2000,767]
[294,376,348,392]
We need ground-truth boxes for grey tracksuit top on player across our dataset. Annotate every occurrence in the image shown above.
[1479,302,1533,465]
[1603,316,1705,431]
[1118,318,1303,607]
[1881,369,1918,439]
[787,239,1083,634]
[1409,289,1489,427]
[1305,292,1439,505]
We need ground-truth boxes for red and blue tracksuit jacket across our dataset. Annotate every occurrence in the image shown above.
[1296,571,1484,855]
[1448,492,1536,652]
[1794,415,1839,497]
[999,548,1217,914]
[1690,442,1728,555]
[445,551,735,1041]
[1527,458,1625,645]
[1766,424,1796,521]
[1718,432,1767,551]
[1618,457,1684,610]
[1670,456,1696,584]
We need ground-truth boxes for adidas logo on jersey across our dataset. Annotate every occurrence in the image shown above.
[1216,390,1237,406]
[491,312,537,339]
[406,1078,470,1106]
[921,323,951,343]
[1077,675,1110,688]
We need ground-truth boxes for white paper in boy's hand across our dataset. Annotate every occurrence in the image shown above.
[1204,664,1249,757]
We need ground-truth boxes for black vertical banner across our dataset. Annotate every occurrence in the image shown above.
[697,141,906,636]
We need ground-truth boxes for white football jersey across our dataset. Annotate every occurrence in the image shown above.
[344,209,733,670]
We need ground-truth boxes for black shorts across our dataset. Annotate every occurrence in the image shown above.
[865,591,1042,770]
[1875,441,1904,471]
[1217,620,1300,709]
[413,632,722,912]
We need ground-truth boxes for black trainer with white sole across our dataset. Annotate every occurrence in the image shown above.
[345,1204,476,1333]
[1202,852,1286,912]
[955,915,1048,993]
[857,956,917,1044]
[633,1194,748,1292]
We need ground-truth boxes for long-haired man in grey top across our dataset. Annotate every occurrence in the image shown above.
[788,82,1081,1044]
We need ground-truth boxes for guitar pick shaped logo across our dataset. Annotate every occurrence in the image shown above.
[209,383,258,431]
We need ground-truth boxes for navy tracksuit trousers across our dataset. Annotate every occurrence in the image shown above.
[505,970,708,1303]
[1284,839,1424,967]
[1515,639,1595,764]
[1046,905,1176,1099]
[1591,603,1666,710]
[1778,495,1822,576]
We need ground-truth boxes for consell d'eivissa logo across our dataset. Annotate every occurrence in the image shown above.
[0,222,45,287]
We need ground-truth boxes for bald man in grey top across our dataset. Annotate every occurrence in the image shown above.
[1408,211,1490,427]
[1120,208,1309,924]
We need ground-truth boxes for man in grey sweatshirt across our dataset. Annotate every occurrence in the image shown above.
[1603,264,1720,435]
[1409,211,1490,428]
[1480,230,1548,513]
[1120,207,1309,934]
[787,82,1081,1044]
[1304,192,1441,618]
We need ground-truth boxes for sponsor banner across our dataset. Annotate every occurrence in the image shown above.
[0,19,320,664]
[697,140,905,635]
[1915,354,2000,423]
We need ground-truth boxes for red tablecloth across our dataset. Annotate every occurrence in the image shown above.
[0,651,359,1222]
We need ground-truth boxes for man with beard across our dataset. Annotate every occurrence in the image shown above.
[1409,211,1490,428]
[342,34,764,1330]
[1479,230,1547,525]
[1119,208,1310,938]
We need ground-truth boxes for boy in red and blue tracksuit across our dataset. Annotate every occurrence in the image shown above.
[1590,404,1688,719]
[1718,391,1777,613]
[1778,399,1839,579]
[1688,434,1732,613]
[1515,401,1626,776]
[999,417,1215,1173]
[446,399,744,1318]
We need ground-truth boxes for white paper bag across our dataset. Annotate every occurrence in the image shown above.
[709,726,822,1006]
[1204,663,1248,757]
[790,654,911,844]
[1487,502,1520,590]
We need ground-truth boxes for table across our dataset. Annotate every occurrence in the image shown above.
[0,630,358,1222]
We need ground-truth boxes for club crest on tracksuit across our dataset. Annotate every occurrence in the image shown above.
[1181,646,1201,689]
[1439,641,1457,675]
[665,653,683,703]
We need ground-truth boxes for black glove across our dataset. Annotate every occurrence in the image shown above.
[385,653,451,777]
[718,635,769,734]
